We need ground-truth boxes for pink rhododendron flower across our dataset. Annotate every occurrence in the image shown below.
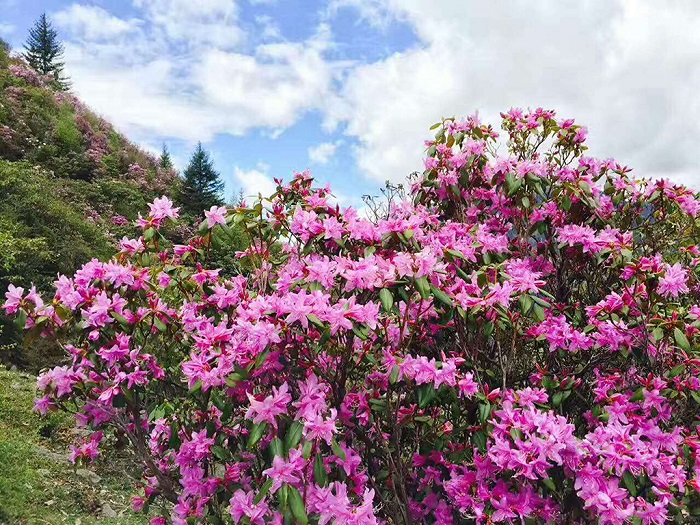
[657,263,689,298]
[246,383,292,426]
[204,205,228,228]
[148,196,179,221]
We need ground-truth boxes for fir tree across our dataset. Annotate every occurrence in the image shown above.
[178,142,224,216]
[159,144,174,171]
[23,13,70,90]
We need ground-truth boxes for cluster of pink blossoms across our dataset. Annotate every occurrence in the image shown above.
[5,108,700,524]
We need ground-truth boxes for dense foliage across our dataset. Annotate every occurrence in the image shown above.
[7,108,700,524]
[178,142,225,218]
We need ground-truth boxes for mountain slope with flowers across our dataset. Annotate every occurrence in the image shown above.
[0,43,180,367]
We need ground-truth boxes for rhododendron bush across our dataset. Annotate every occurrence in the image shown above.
[6,108,700,524]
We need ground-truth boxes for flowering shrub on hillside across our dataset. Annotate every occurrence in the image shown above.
[6,108,700,524]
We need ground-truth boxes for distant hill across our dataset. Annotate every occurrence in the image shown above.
[0,44,180,366]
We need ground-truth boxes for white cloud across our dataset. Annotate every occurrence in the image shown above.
[53,3,339,143]
[327,0,700,186]
[193,40,334,135]
[54,5,139,40]
[254,15,282,40]
[308,141,340,164]
[233,165,278,198]
[133,0,242,49]
[325,0,396,29]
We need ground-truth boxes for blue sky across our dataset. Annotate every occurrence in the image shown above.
[1,0,699,204]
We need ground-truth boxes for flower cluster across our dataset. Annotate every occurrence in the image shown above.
[6,108,700,524]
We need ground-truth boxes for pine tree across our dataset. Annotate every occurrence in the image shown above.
[159,144,174,171]
[178,142,224,216]
[23,13,70,90]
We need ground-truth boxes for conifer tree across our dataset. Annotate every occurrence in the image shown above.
[178,142,224,216]
[159,144,174,171]
[24,13,70,90]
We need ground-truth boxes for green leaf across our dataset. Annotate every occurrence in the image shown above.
[542,478,556,491]
[532,303,545,322]
[307,314,324,329]
[153,316,167,332]
[278,484,288,508]
[579,181,592,196]
[561,194,572,211]
[319,327,331,345]
[552,392,564,407]
[541,376,559,390]
[226,372,244,387]
[331,438,346,461]
[253,351,270,370]
[255,478,273,504]
[651,327,664,342]
[369,398,386,412]
[430,285,453,307]
[14,309,27,330]
[506,175,523,197]
[478,401,491,423]
[352,324,369,340]
[445,248,466,260]
[313,454,327,486]
[110,311,130,326]
[285,421,303,450]
[472,430,487,452]
[622,471,637,497]
[379,288,394,312]
[629,387,645,402]
[301,440,313,459]
[270,437,284,458]
[417,384,436,408]
[389,365,400,385]
[211,445,230,461]
[415,276,431,300]
[286,486,308,525]
[668,364,686,378]
[519,295,533,314]
[674,328,690,351]
[248,422,266,449]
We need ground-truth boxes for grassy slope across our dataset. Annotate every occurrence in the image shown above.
[0,365,146,524]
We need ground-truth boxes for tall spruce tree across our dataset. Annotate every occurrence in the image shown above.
[159,144,174,171]
[24,13,70,90]
[178,142,224,216]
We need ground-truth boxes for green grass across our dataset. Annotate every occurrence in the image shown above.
[0,365,147,524]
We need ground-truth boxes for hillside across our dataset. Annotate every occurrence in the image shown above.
[0,44,180,367]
